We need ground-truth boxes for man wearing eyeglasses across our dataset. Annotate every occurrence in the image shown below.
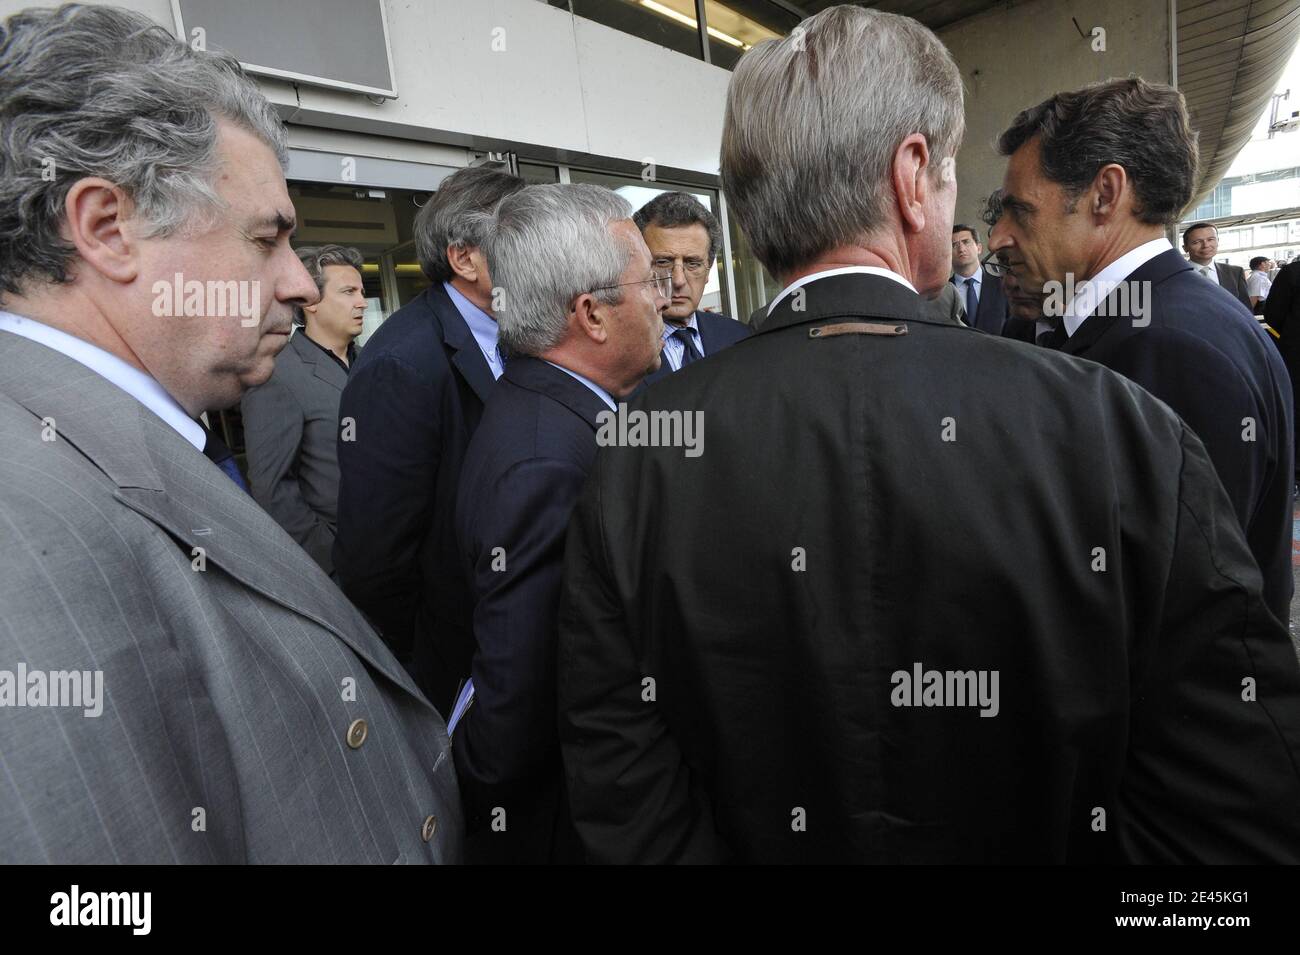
[634,192,751,386]
[950,224,1011,335]
[450,183,667,863]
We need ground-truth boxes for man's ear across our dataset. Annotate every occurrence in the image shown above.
[1091,163,1127,221]
[62,178,138,284]
[447,243,479,283]
[891,134,932,235]
[572,292,608,345]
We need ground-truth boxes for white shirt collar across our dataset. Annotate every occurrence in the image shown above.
[0,310,206,450]
[954,267,983,288]
[1063,238,1172,336]
[767,266,917,316]
[662,311,700,343]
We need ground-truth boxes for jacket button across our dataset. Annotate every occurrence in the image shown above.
[421,815,438,842]
[346,718,368,749]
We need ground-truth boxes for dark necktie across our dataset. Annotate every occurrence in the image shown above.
[672,326,703,368]
[201,423,249,492]
[964,277,978,326]
[1035,324,1068,349]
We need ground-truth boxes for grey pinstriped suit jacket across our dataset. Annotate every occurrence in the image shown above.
[0,331,462,863]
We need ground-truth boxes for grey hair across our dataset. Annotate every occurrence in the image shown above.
[480,184,633,357]
[293,244,365,325]
[0,3,290,297]
[414,165,526,283]
[633,191,723,263]
[720,6,964,279]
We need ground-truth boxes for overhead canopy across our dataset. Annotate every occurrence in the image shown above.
[1178,0,1300,211]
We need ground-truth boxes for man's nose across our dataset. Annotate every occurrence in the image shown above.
[282,251,319,307]
[987,223,1011,253]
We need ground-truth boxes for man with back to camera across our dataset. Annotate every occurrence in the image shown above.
[556,5,1300,864]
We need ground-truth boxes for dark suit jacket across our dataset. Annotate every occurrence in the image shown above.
[1057,249,1294,624]
[1216,261,1253,310]
[641,310,751,387]
[950,267,1011,335]
[240,329,351,573]
[1265,260,1300,476]
[453,357,605,863]
[558,271,1300,864]
[334,284,496,714]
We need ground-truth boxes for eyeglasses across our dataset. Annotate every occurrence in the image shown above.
[653,256,708,276]
[590,270,672,299]
[980,250,1011,277]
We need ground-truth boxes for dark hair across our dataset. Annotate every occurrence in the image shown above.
[952,223,979,243]
[1250,256,1268,271]
[293,244,364,325]
[1181,221,1217,247]
[997,77,1198,227]
[632,192,722,263]
[415,166,526,283]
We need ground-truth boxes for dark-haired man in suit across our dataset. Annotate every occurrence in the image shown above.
[1183,222,1252,310]
[334,165,526,714]
[950,223,1011,334]
[991,79,1294,625]
[634,191,749,385]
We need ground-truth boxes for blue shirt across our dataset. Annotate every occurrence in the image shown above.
[444,281,504,380]
[543,360,617,411]
[660,313,705,372]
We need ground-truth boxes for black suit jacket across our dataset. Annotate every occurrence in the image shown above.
[1215,261,1253,310]
[1057,249,1294,624]
[453,357,605,863]
[1265,260,1300,475]
[334,284,496,714]
[950,267,1011,335]
[558,271,1300,864]
[641,310,751,387]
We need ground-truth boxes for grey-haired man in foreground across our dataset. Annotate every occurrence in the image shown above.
[0,4,461,862]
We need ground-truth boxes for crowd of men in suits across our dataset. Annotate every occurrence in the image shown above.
[3,2,1300,864]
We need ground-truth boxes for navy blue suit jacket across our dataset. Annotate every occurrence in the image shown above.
[950,267,1012,335]
[334,284,497,714]
[642,310,752,387]
[1060,248,1294,622]
[452,356,607,862]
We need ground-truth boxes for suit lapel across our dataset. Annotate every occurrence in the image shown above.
[291,330,348,391]
[1062,249,1189,356]
[431,284,496,406]
[0,333,432,709]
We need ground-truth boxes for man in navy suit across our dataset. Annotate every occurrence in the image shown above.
[990,77,1294,623]
[950,223,1011,334]
[634,192,749,385]
[451,183,667,862]
[334,166,525,714]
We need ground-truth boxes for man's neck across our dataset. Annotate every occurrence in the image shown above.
[304,324,352,364]
[954,262,980,278]
[539,344,628,400]
[449,277,493,316]
[1080,225,1167,281]
[1188,253,1213,267]
[663,311,695,329]
[779,241,914,291]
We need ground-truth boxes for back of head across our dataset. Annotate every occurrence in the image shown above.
[0,2,287,299]
[479,184,632,358]
[720,6,963,280]
[997,77,1198,227]
[414,166,527,284]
